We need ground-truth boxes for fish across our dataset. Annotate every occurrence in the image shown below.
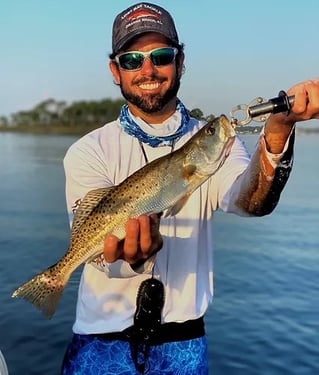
[12,114,236,318]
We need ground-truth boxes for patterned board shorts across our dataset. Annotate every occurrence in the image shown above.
[61,333,208,375]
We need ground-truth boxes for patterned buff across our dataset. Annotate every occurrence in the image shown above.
[119,99,191,147]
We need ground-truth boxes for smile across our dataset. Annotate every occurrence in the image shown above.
[138,82,161,90]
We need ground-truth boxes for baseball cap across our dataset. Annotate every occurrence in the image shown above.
[112,2,179,54]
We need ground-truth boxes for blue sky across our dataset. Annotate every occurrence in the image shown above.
[1,0,319,124]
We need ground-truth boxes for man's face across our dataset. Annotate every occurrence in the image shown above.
[110,33,184,114]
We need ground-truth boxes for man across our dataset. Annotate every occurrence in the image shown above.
[61,2,319,374]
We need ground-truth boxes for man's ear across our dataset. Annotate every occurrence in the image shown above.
[109,60,120,85]
[176,52,185,79]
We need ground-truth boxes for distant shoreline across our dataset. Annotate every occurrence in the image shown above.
[1,124,318,136]
[0,125,98,136]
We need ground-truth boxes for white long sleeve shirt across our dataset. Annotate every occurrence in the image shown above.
[63,111,293,334]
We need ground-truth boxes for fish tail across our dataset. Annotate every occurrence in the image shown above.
[12,263,68,319]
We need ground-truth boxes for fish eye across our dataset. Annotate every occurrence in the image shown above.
[206,125,216,136]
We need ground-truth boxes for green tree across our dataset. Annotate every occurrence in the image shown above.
[188,108,204,120]
[205,114,215,122]
[2,98,212,134]
[0,116,8,127]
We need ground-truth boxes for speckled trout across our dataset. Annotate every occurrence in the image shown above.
[12,115,236,318]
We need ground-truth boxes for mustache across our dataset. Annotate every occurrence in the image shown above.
[133,76,166,85]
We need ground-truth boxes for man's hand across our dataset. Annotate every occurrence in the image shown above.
[103,214,163,266]
[265,78,319,153]
[286,78,319,123]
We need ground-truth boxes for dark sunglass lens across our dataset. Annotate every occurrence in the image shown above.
[119,52,144,70]
[151,48,175,66]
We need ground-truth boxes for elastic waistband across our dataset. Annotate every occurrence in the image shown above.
[92,317,205,346]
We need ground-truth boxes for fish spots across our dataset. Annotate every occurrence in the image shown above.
[11,115,235,318]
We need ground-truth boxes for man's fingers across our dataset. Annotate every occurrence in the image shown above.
[104,214,163,264]
[138,215,152,254]
[123,218,140,261]
[104,234,121,263]
[288,79,319,120]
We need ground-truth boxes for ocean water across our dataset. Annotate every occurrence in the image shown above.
[0,131,318,375]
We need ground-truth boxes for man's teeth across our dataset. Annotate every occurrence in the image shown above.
[139,82,160,90]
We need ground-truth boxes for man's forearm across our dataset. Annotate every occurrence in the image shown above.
[232,128,295,216]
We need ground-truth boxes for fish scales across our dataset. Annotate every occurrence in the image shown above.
[12,115,236,318]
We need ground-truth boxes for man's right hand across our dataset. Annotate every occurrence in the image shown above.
[103,214,163,266]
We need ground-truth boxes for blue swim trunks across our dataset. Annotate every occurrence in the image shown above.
[61,333,208,374]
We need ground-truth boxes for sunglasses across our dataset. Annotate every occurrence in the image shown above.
[114,47,178,71]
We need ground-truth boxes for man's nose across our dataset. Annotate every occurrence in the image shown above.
[139,57,157,75]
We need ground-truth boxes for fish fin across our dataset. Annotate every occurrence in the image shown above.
[71,186,115,237]
[183,163,197,180]
[165,195,190,217]
[12,263,68,319]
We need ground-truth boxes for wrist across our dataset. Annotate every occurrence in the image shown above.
[264,114,295,153]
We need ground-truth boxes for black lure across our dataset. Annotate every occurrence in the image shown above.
[134,278,165,340]
[127,278,165,374]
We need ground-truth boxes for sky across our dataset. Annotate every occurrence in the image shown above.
[1,0,319,125]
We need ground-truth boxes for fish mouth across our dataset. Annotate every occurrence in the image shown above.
[224,135,235,157]
[216,114,236,158]
[213,134,236,172]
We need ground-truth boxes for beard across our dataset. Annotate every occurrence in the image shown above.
[119,74,181,114]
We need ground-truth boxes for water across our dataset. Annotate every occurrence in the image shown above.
[0,132,318,375]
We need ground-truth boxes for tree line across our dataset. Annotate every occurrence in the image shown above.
[0,98,125,134]
[0,98,214,135]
